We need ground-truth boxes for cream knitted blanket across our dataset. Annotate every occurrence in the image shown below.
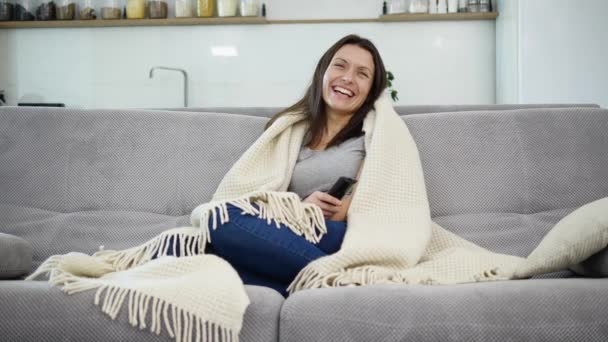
[26,94,608,342]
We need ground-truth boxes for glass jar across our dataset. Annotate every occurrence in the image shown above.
[479,0,490,12]
[0,0,13,21]
[175,0,194,17]
[57,0,77,20]
[196,0,214,17]
[14,0,35,20]
[79,0,96,19]
[239,0,258,16]
[387,0,405,14]
[148,0,167,18]
[217,0,236,16]
[37,0,57,20]
[467,0,479,12]
[101,0,122,19]
[126,0,145,18]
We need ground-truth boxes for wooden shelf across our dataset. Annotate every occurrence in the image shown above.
[0,16,268,28]
[379,12,498,22]
[0,12,498,29]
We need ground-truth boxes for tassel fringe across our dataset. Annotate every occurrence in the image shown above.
[288,265,507,294]
[30,259,240,342]
[91,228,205,272]
[191,191,327,244]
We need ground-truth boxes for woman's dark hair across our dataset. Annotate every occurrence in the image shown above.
[264,34,387,149]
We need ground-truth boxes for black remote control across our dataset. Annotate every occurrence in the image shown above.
[327,177,357,199]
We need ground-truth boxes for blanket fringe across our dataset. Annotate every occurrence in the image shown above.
[192,191,327,244]
[93,283,239,342]
[288,265,507,293]
[91,228,205,272]
[31,259,240,342]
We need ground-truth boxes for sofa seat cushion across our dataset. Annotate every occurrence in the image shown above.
[0,281,283,342]
[280,279,608,342]
[0,232,33,279]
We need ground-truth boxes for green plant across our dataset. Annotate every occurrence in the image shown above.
[386,71,399,102]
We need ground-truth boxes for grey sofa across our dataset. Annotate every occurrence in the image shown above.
[1,104,607,341]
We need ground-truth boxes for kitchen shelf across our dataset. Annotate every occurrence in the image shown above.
[0,12,498,29]
[379,12,498,22]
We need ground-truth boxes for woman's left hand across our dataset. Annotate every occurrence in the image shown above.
[328,194,353,222]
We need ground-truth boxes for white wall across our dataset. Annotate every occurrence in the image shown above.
[496,0,608,107]
[1,0,497,108]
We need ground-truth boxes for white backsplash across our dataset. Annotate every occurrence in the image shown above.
[1,3,497,108]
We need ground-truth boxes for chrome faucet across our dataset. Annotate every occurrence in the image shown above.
[149,66,189,108]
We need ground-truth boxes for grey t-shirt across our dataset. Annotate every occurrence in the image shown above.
[287,134,366,199]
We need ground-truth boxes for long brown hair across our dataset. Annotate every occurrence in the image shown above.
[264,34,387,149]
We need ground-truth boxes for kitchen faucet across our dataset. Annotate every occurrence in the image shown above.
[149,66,189,108]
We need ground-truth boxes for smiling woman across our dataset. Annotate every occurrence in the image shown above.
[151,35,389,297]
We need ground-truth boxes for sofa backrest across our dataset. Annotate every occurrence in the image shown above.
[165,103,601,117]
[1,106,607,271]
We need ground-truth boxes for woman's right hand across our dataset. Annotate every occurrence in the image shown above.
[303,191,342,218]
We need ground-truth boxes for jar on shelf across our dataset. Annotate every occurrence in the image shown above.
[386,0,406,15]
[126,0,145,18]
[37,0,57,20]
[175,0,194,17]
[239,0,258,16]
[467,0,479,12]
[57,0,77,20]
[79,0,96,19]
[217,0,237,16]
[148,0,167,18]
[14,0,35,20]
[101,0,123,19]
[196,0,214,17]
[479,0,490,12]
[0,0,13,21]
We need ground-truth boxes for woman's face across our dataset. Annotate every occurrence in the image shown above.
[322,44,375,117]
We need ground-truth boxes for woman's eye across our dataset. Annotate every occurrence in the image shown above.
[359,72,369,78]
[334,63,344,69]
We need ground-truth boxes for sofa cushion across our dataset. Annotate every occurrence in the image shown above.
[0,281,283,342]
[514,197,608,278]
[280,279,608,342]
[0,232,32,279]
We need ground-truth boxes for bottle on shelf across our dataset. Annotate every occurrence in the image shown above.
[57,0,77,20]
[197,0,214,17]
[79,0,96,19]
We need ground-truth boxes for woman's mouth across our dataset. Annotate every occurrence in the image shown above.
[332,85,355,99]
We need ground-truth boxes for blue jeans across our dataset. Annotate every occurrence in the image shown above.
[153,204,347,297]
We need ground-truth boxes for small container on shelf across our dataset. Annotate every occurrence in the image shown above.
[479,0,490,12]
[0,0,13,21]
[175,0,194,17]
[57,0,77,20]
[386,0,406,15]
[239,0,258,16]
[148,0,167,18]
[217,0,237,17]
[408,0,428,13]
[466,0,479,12]
[37,0,58,20]
[101,0,123,19]
[196,0,214,17]
[126,0,145,18]
[79,0,96,19]
[14,0,36,20]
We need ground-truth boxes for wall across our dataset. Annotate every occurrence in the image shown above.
[0,1,497,108]
[495,0,608,107]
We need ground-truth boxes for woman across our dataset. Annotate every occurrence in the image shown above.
[160,34,387,297]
